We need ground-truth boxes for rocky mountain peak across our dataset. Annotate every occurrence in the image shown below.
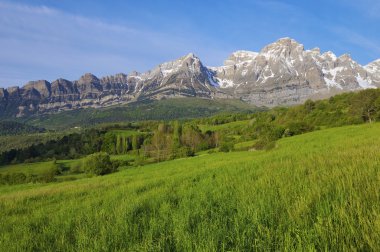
[365,59,380,81]
[224,51,258,66]
[22,80,51,98]
[6,86,19,95]
[365,59,380,73]
[321,51,337,61]
[338,54,353,62]
[261,37,304,58]
[1,37,379,117]
[129,71,140,77]
[100,73,128,85]
[310,47,321,54]
[184,52,196,59]
[77,73,100,85]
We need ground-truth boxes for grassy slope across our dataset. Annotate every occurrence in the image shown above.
[198,119,251,132]
[1,123,380,250]
[0,161,54,175]
[18,98,257,130]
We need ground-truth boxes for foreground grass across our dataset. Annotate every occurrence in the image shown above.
[1,123,380,250]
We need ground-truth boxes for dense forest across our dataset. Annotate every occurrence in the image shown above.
[0,121,45,135]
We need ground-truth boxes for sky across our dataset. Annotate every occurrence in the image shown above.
[0,0,379,87]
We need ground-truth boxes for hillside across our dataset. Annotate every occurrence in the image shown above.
[1,123,380,250]
[17,98,258,130]
[0,121,45,136]
[1,88,380,166]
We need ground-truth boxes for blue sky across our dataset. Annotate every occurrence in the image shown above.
[0,0,379,87]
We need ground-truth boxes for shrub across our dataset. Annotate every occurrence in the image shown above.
[284,121,314,137]
[82,152,115,176]
[70,162,82,174]
[253,138,275,150]
[173,147,194,158]
[0,172,28,185]
[219,142,234,152]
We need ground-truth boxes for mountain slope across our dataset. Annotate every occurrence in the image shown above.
[212,38,379,106]
[19,98,257,130]
[1,38,379,117]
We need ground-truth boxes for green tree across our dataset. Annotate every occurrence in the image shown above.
[82,152,115,176]
[181,124,203,152]
[102,132,116,154]
[351,89,380,123]
[132,135,139,151]
[304,99,316,113]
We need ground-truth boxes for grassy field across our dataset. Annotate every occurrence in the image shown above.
[1,123,380,250]
[108,130,143,136]
[198,119,251,132]
[0,161,55,175]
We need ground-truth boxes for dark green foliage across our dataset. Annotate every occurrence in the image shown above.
[349,89,380,123]
[252,123,284,150]
[0,121,45,136]
[101,132,116,154]
[0,129,105,165]
[0,132,67,155]
[175,147,195,158]
[70,162,82,174]
[82,152,115,176]
[283,121,315,137]
[0,165,58,185]
[219,142,234,152]
[40,166,59,183]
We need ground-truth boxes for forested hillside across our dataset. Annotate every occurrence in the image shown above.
[17,98,258,130]
[0,121,45,135]
[1,89,380,183]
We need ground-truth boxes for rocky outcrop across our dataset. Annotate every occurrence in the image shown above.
[0,38,379,117]
[211,38,379,106]
[0,54,225,117]
[138,53,221,99]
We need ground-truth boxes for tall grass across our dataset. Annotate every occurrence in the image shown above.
[1,123,380,250]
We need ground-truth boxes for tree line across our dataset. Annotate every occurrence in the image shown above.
[1,88,380,167]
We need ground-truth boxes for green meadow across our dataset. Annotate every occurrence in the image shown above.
[1,123,380,250]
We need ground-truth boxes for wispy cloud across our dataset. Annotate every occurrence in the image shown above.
[329,26,380,61]
[0,1,229,87]
[337,0,380,19]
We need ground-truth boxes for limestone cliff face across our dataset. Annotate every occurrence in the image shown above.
[0,54,225,117]
[211,38,379,106]
[137,53,221,99]
[0,38,379,117]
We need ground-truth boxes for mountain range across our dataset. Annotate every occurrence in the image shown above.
[1,37,379,118]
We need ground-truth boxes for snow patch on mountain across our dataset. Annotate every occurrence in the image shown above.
[356,74,376,89]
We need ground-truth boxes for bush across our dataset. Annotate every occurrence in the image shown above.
[284,121,314,137]
[70,162,82,174]
[253,138,275,150]
[111,160,128,169]
[82,152,115,176]
[219,142,234,152]
[173,147,194,158]
[39,167,57,183]
[0,172,27,185]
